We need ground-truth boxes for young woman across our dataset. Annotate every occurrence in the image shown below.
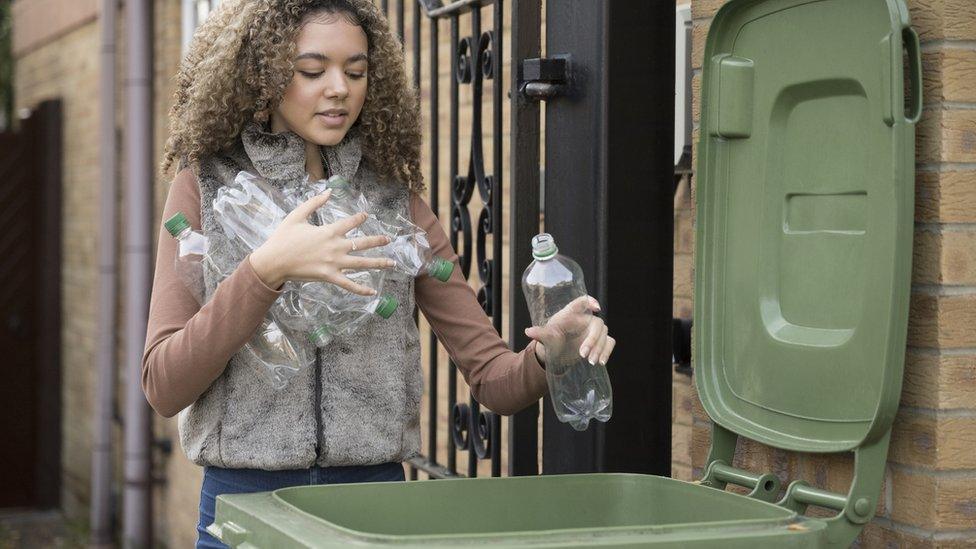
[144,1,615,546]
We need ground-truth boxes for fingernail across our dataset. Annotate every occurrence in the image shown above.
[589,358,596,365]
[580,346,589,357]
[387,260,396,267]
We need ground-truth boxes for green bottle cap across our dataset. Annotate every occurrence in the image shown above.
[308,325,333,346]
[374,295,398,319]
[325,175,352,198]
[531,233,558,260]
[164,212,190,237]
[428,257,454,282]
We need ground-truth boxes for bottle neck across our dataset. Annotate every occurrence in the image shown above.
[176,227,192,240]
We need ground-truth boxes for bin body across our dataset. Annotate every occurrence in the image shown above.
[209,474,826,547]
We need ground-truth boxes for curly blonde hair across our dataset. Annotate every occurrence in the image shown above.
[161,0,424,192]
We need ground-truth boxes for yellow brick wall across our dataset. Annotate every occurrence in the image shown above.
[678,0,976,545]
[150,0,206,546]
[13,16,102,525]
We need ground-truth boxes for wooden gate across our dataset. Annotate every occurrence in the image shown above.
[0,100,62,508]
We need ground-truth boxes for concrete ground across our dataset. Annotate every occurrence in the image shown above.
[0,509,87,548]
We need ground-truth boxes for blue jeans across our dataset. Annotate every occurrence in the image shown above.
[196,462,405,548]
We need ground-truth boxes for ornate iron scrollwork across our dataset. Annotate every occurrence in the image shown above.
[395,0,518,480]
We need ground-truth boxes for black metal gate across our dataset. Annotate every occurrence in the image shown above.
[381,0,674,480]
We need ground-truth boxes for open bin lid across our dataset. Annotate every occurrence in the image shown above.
[694,0,918,454]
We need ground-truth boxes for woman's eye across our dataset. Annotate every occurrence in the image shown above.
[297,70,365,80]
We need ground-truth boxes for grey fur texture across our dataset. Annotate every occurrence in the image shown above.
[178,122,422,469]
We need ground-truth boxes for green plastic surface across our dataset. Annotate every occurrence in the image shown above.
[694,0,916,454]
[210,474,828,548]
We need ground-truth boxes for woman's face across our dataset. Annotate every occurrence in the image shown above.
[271,13,369,146]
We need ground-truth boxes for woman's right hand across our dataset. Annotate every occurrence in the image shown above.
[248,189,395,294]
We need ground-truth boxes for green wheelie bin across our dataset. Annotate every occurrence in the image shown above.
[208,0,920,546]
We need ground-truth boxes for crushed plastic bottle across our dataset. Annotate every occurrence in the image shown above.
[164,211,232,305]
[299,269,399,348]
[213,171,290,251]
[164,210,312,388]
[367,207,454,282]
[244,316,314,390]
[289,175,454,282]
[521,233,612,431]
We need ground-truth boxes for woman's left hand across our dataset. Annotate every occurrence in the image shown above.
[524,295,615,368]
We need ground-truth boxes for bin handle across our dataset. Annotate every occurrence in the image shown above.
[904,26,922,124]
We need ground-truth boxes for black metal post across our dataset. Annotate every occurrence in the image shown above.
[507,0,541,477]
[542,0,674,475]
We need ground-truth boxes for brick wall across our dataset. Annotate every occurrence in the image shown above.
[13,10,101,526]
[675,0,976,545]
[149,1,207,546]
[11,0,97,57]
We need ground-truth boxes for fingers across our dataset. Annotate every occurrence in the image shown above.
[329,211,370,235]
[568,295,600,314]
[328,274,379,296]
[347,234,391,253]
[524,325,546,341]
[585,324,609,365]
[287,189,332,222]
[579,317,606,363]
[598,336,616,366]
[342,256,396,271]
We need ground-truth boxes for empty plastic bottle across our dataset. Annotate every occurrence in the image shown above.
[213,171,289,251]
[214,172,318,331]
[289,175,454,282]
[522,233,612,431]
[164,211,311,389]
[368,207,454,282]
[244,315,314,390]
[299,269,399,347]
[164,211,232,305]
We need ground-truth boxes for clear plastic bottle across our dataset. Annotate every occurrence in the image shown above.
[311,175,370,221]
[163,211,311,389]
[244,315,314,390]
[214,172,314,331]
[164,211,232,305]
[299,269,399,347]
[213,171,289,251]
[521,233,612,431]
[368,208,454,282]
[284,174,454,282]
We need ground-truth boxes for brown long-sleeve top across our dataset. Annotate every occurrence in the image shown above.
[142,168,547,418]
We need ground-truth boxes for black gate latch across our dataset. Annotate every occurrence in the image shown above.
[519,56,569,100]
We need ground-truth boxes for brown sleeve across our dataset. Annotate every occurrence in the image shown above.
[411,193,548,416]
[142,168,284,418]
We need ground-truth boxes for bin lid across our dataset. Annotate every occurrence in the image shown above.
[694,0,918,453]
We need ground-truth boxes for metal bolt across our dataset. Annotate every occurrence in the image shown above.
[854,497,872,516]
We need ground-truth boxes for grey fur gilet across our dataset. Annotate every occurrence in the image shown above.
[177,123,423,469]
